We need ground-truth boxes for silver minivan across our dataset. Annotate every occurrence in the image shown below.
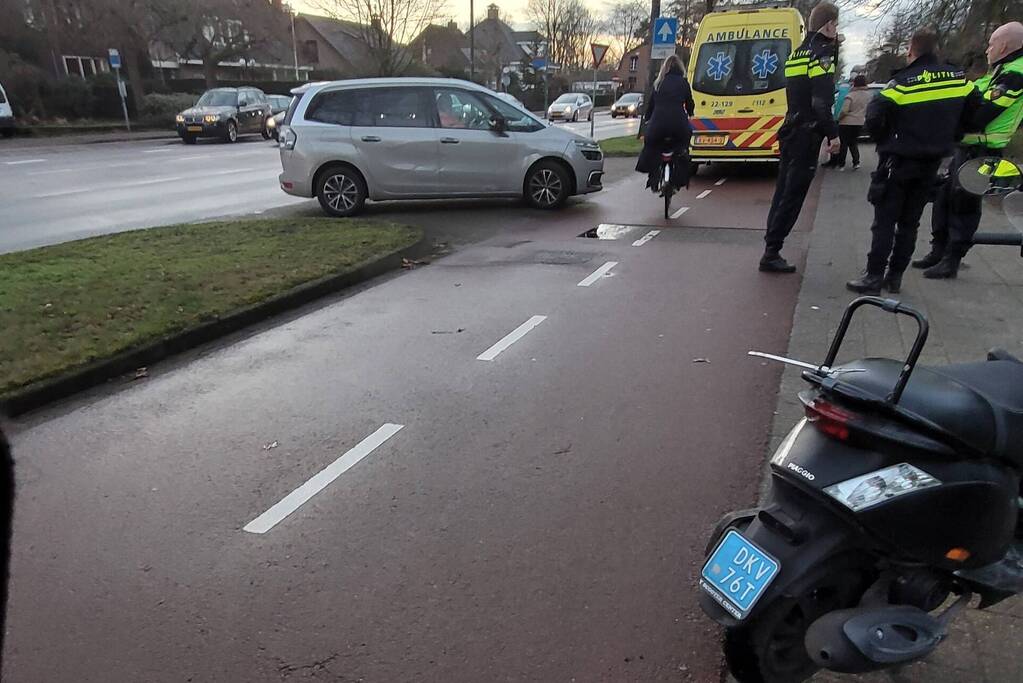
[277,78,604,217]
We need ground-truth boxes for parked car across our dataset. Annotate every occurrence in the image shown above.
[611,92,644,118]
[278,78,605,217]
[175,87,273,144]
[0,82,13,138]
[266,97,294,140]
[267,94,292,115]
[547,93,594,122]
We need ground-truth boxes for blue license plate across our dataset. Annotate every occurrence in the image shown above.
[700,529,780,620]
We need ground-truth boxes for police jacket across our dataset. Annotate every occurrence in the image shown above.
[964,48,1023,150]
[782,32,839,139]
[867,53,981,160]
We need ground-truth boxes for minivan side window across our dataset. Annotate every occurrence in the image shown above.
[305,89,363,125]
[367,88,429,128]
[484,95,545,133]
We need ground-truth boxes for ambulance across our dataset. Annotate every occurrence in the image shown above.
[686,6,805,166]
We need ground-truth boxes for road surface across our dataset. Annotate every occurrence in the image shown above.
[3,157,817,681]
[0,113,640,254]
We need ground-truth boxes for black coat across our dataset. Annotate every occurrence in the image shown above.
[637,71,695,173]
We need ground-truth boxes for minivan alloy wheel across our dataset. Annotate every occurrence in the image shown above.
[529,168,563,207]
[323,173,360,212]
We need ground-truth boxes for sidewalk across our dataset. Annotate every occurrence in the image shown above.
[767,145,1023,682]
[0,128,176,150]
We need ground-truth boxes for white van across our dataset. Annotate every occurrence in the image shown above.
[0,82,13,138]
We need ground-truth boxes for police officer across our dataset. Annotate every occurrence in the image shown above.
[914,21,1023,279]
[760,2,841,273]
[846,29,981,294]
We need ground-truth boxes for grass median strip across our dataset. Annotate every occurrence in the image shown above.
[0,218,421,397]
[601,135,642,157]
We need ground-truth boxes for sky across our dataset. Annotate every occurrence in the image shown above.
[296,1,884,78]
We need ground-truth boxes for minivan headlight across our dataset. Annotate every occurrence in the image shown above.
[824,463,939,512]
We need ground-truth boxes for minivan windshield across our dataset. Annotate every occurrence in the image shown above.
[197,90,239,107]
[693,39,790,96]
[554,94,579,104]
[0,86,6,104]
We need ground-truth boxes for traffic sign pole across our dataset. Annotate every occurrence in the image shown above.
[590,43,609,139]
[108,48,131,132]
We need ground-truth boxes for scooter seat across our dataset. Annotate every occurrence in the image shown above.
[834,358,1023,466]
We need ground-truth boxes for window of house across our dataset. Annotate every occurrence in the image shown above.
[629,55,639,72]
[62,55,106,78]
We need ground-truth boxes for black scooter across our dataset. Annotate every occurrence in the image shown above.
[699,158,1023,682]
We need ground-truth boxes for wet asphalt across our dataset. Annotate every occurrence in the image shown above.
[3,158,817,681]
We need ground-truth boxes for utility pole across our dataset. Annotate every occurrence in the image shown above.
[291,8,300,80]
[639,0,661,139]
[470,0,475,82]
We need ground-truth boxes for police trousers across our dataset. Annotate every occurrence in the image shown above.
[929,147,991,259]
[765,126,822,253]
[866,156,941,276]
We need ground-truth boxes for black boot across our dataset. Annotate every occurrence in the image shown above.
[846,272,885,294]
[759,251,797,273]
[911,250,943,269]
[883,270,903,294]
[923,256,961,279]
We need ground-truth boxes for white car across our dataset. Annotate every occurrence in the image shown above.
[0,82,14,138]
[547,93,594,122]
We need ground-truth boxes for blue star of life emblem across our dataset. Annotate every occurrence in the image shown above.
[752,50,779,80]
[707,52,733,81]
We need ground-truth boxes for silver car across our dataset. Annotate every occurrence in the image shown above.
[547,93,594,122]
[278,78,604,217]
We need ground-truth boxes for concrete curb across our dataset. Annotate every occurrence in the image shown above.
[0,236,430,417]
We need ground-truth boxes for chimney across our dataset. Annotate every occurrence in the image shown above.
[448,20,458,31]
[487,4,499,21]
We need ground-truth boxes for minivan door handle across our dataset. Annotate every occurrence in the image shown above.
[440,137,460,144]
[361,135,382,142]
[737,108,755,113]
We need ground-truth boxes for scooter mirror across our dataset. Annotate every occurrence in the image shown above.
[957,157,1023,196]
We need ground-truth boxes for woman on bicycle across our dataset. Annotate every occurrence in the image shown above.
[636,54,695,190]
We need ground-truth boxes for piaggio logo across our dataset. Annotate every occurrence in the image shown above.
[787,462,816,481]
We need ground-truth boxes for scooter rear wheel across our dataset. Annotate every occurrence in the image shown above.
[723,560,875,683]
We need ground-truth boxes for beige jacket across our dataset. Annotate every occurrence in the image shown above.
[839,87,872,126]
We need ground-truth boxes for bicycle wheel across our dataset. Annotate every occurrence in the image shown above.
[664,185,673,219]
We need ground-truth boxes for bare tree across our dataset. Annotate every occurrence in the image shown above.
[317,0,447,76]
[162,0,286,88]
[527,0,599,70]
[606,1,646,58]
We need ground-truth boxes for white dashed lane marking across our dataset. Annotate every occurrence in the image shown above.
[477,316,547,361]
[632,230,661,247]
[697,189,713,199]
[577,261,618,287]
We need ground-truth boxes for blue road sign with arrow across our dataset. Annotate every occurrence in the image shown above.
[651,17,678,59]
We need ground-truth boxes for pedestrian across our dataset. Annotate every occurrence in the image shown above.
[636,54,695,191]
[760,2,841,274]
[913,21,1023,279]
[821,77,852,169]
[0,426,12,677]
[835,74,871,170]
[846,29,981,295]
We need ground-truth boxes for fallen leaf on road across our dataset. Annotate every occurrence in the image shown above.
[402,258,430,269]
[692,358,711,364]
[134,367,149,379]
[263,441,279,451]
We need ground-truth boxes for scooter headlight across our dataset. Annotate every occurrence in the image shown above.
[824,463,939,512]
